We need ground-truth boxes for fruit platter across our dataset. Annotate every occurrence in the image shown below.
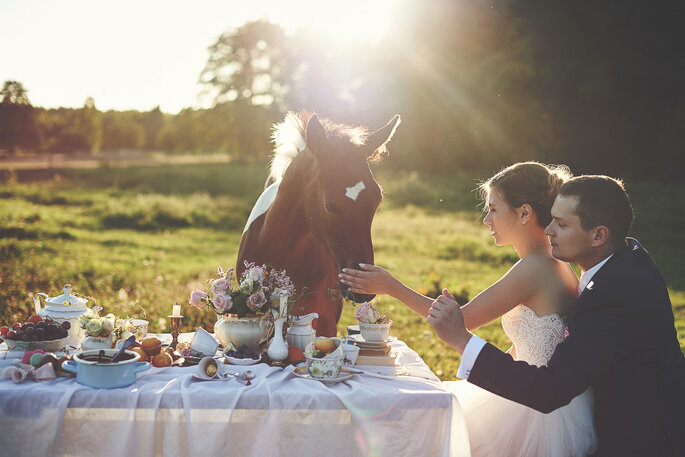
[0,315,71,352]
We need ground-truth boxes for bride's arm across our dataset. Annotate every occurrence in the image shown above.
[339,264,434,317]
[460,256,542,331]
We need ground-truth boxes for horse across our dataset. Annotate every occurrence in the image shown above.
[236,111,400,336]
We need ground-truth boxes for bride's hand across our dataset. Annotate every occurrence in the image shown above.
[428,289,471,354]
[339,264,396,295]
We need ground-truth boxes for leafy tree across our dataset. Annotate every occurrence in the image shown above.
[0,80,38,154]
[200,20,297,111]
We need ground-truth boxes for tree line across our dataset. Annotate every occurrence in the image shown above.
[2,0,683,178]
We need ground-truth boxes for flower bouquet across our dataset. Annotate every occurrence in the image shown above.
[79,306,137,350]
[189,262,295,318]
[189,262,296,352]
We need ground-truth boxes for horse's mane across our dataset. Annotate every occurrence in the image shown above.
[268,111,372,184]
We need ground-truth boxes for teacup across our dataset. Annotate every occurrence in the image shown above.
[198,357,220,379]
[305,337,344,378]
[359,321,393,342]
[342,343,360,367]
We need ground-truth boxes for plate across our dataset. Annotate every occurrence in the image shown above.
[347,334,397,346]
[191,373,233,381]
[293,366,356,384]
[225,354,262,366]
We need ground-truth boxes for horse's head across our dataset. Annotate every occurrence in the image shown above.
[301,113,401,303]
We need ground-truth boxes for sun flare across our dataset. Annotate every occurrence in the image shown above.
[269,0,398,43]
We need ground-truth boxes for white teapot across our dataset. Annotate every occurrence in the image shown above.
[33,284,90,339]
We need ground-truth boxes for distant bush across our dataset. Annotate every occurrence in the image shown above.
[97,192,251,232]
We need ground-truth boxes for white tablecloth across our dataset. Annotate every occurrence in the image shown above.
[0,337,470,457]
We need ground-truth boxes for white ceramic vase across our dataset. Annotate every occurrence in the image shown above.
[214,315,267,352]
[267,317,289,362]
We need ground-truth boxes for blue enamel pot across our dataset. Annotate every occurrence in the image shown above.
[62,348,150,388]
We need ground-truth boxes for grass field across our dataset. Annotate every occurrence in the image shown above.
[1,163,683,380]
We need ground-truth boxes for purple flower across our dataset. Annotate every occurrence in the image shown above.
[247,290,266,312]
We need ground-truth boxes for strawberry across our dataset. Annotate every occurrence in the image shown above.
[0,326,8,337]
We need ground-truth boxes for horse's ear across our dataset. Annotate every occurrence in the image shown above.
[365,114,401,157]
[306,115,327,157]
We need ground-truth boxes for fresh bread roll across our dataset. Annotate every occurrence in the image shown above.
[141,336,162,356]
[314,337,335,354]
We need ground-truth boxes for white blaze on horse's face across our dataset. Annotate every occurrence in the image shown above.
[345,180,366,202]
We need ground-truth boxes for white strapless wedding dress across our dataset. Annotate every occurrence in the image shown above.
[446,305,597,457]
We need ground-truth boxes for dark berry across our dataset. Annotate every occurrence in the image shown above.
[15,331,26,340]
[61,321,71,330]
[6,330,16,340]
[12,323,21,331]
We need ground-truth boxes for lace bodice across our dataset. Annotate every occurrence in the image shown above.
[501,305,567,367]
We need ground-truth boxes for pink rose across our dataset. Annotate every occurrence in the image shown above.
[563,327,570,339]
[355,301,380,324]
[247,290,266,312]
[189,289,208,309]
[213,293,233,314]
[211,278,230,294]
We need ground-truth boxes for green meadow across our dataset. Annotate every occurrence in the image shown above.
[1,164,683,380]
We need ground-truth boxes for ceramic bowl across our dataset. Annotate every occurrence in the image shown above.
[342,343,360,367]
[0,336,70,352]
[306,354,344,378]
[359,321,393,342]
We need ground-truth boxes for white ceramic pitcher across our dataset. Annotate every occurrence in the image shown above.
[285,312,318,352]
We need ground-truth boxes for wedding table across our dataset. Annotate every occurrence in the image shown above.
[0,335,470,457]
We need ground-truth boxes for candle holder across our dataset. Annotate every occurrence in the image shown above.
[168,315,183,350]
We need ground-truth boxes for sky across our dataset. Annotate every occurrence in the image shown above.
[1,0,397,114]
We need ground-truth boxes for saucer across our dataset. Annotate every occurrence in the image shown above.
[347,334,397,346]
[225,354,262,366]
[293,366,356,384]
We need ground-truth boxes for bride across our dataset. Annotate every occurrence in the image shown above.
[339,161,597,456]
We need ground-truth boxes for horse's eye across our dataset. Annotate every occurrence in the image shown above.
[324,201,340,214]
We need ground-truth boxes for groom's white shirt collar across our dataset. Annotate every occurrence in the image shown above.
[578,254,613,294]
[457,253,615,380]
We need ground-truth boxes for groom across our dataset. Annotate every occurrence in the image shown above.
[429,175,685,456]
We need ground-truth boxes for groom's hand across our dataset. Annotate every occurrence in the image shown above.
[427,288,472,354]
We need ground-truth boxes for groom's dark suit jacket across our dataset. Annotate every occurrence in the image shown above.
[468,238,685,457]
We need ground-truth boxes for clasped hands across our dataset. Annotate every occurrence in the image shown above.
[427,289,472,354]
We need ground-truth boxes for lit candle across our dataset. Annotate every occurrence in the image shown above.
[172,305,181,317]
[279,295,287,317]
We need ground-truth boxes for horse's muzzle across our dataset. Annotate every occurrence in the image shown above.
[339,281,376,303]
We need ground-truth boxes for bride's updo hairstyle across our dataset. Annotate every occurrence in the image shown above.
[479,161,572,227]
